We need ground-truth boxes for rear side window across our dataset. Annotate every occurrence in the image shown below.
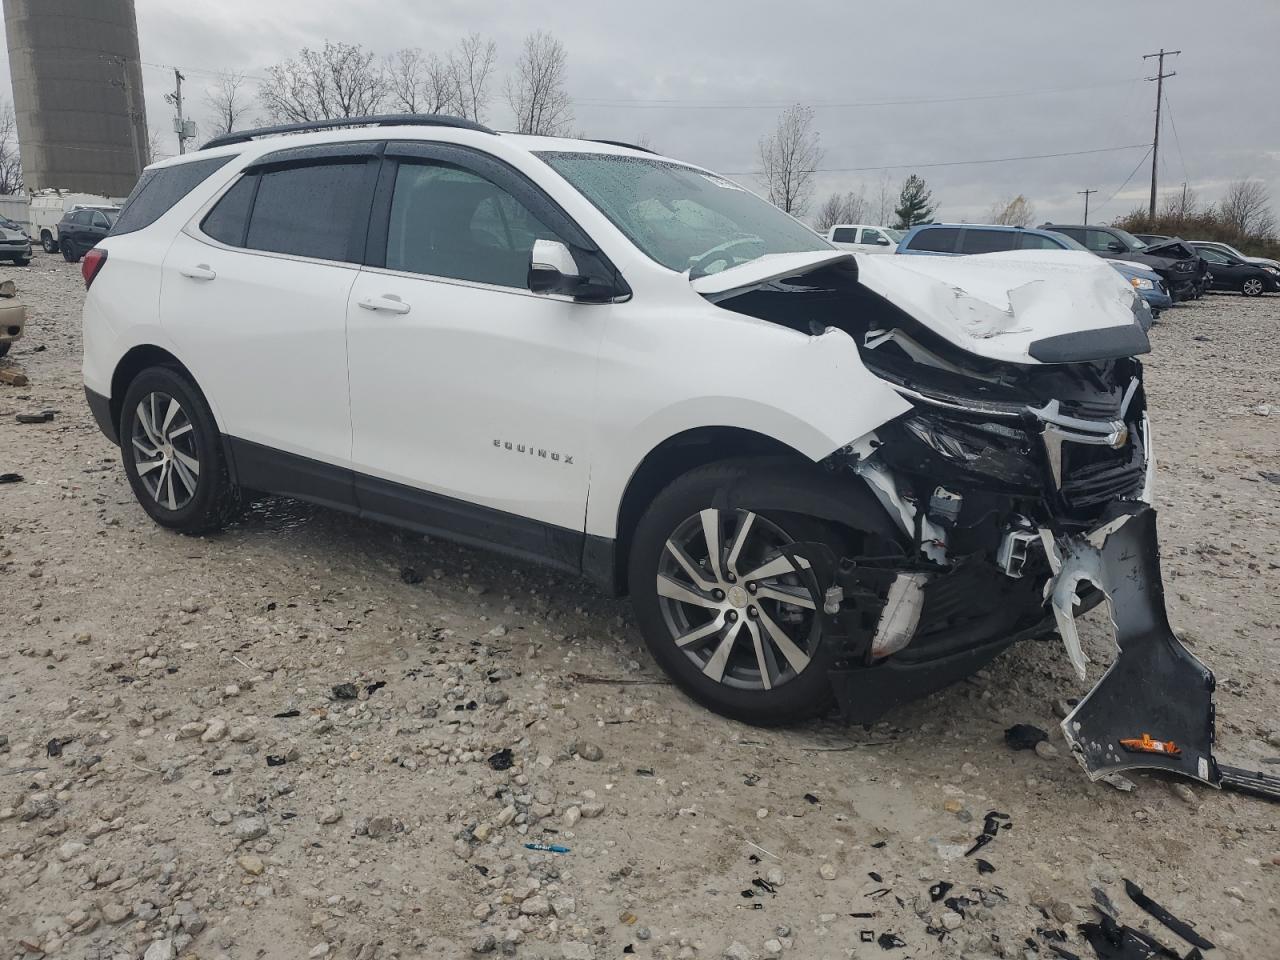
[904,227,958,253]
[245,161,369,262]
[960,229,1018,254]
[831,227,857,243]
[201,176,257,247]
[111,155,233,236]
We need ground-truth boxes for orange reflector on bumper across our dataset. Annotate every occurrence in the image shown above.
[1119,733,1181,756]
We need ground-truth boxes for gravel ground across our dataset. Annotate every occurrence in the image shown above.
[1,252,1278,960]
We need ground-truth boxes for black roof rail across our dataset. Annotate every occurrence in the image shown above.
[587,139,656,154]
[201,114,494,151]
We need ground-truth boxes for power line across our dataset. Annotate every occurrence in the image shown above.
[719,142,1149,177]
[1099,145,1154,212]
[1162,89,1190,186]
[575,77,1146,110]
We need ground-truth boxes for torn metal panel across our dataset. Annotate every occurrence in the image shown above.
[1051,505,1219,785]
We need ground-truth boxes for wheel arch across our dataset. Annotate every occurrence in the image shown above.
[594,425,899,597]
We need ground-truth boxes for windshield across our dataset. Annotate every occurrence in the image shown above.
[536,151,831,277]
[1044,230,1091,252]
[1111,227,1149,251]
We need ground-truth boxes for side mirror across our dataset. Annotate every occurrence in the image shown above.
[875,237,891,246]
[528,239,583,295]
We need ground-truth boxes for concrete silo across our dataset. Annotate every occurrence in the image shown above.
[3,0,149,196]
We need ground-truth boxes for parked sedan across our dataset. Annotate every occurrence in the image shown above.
[1195,245,1280,296]
[56,208,117,263]
[1190,240,1280,272]
[0,216,32,265]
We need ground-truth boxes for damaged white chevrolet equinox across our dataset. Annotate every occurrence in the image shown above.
[89,115,1246,790]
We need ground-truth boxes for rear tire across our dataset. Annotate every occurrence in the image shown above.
[61,240,78,263]
[41,231,57,254]
[628,461,853,726]
[0,342,9,357]
[119,365,240,534]
[13,256,29,266]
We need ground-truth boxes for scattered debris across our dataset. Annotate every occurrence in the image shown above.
[0,365,28,386]
[524,842,569,854]
[1005,724,1049,750]
[0,472,21,483]
[1123,879,1214,950]
[273,709,301,718]
[15,410,53,423]
[928,881,953,902]
[976,859,996,875]
[487,748,514,771]
[331,683,359,700]
[876,932,906,949]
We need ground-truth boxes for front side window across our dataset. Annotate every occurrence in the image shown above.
[92,212,111,229]
[861,228,885,245]
[1083,229,1120,253]
[385,161,563,288]
[1197,247,1229,265]
[536,151,830,277]
[245,161,369,262]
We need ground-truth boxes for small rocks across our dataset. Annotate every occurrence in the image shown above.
[200,718,228,743]
[942,910,963,930]
[233,816,268,841]
[1034,740,1059,760]
[961,762,980,778]
[1171,783,1197,804]
[575,741,604,762]
[724,941,755,960]
[237,854,265,876]
[562,805,581,828]
[101,903,131,924]
[143,940,175,960]
[1225,886,1247,903]
[471,933,496,954]
[316,805,343,825]
[819,861,837,880]
[520,894,551,916]
[765,867,785,887]
[176,721,208,739]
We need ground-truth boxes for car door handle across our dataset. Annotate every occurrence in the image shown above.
[357,294,411,315]
[179,264,216,281]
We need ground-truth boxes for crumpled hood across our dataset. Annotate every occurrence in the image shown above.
[856,250,1146,364]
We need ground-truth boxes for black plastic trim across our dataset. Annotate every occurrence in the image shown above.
[223,436,592,578]
[1028,324,1151,363]
[85,387,118,445]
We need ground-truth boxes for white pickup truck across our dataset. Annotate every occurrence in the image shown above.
[826,224,903,254]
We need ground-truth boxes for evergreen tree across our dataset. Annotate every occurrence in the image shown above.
[893,174,937,228]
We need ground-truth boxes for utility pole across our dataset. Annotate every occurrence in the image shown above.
[1077,188,1097,224]
[164,68,191,155]
[1142,48,1179,218]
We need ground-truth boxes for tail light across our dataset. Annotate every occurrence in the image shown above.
[81,248,108,289]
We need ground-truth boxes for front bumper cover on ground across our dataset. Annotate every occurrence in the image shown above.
[787,504,1280,800]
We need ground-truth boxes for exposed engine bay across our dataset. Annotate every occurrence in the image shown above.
[705,252,1279,798]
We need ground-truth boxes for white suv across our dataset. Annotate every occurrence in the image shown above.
[83,115,1157,728]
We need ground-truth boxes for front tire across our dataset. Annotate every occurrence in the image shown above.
[628,461,850,726]
[1242,278,1264,297]
[119,366,240,534]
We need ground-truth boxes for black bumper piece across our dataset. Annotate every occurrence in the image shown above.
[85,386,118,445]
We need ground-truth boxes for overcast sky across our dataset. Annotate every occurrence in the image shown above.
[3,0,1278,226]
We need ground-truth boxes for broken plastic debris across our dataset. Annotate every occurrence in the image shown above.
[975,859,995,875]
[1004,724,1049,751]
[524,842,569,854]
[928,881,953,902]
[1123,879,1214,951]
[15,411,53,423]
[876,932,906,950]
[0,472,22,483]
[331,683,358,700]
[487,748,514,771]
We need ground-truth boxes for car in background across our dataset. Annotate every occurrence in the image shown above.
[0,278,25,357]
[0,216,32,266]
[895,223,1170,320]
[1041,224,1206,301]
[56,208,117,263]
[826,224,903,254]
[1193,245,1280,297]
[1189,240,1280,272]
[29,191,123,253]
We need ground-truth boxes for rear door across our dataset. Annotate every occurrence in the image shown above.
[345,141,609,556]
[161,144,381,501]
[958,228,1019,255]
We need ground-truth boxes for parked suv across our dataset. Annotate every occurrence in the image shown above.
[896,223,1170,318]
[1040,223,1205,301]
[83,115,1159,728]
[56,208,117,263]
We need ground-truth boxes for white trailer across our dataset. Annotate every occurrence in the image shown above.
[29,190,125,253]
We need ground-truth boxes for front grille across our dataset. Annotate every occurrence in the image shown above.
[1059,429,1145,510]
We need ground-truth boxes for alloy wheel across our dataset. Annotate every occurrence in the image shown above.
[1242,278,1263,297]
[655,508,819,691]
[131,391,200,510]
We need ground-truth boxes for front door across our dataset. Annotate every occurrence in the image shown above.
[345,145,608,561]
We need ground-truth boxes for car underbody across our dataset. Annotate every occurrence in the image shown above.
[707,254,1278,797]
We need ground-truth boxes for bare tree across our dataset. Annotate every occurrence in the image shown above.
[205,71,254,137]
[873,171,895,225]
[423,53,461,114]
[1220,178,1276,239]
[385,48,427,113]
[259,41,388,123]
[0,98,22,194]
[1161,184,1199,221]
[146,127,169,165]
[450,33,497,123]
[505,31,573,136]
[814,189,869,231]
[987,194,1035,227]
[757,104,821,216]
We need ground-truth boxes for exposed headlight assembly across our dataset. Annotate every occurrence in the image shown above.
[1129,277,1155,290]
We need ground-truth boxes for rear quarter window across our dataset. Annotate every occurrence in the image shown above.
[904,227,958,253]
[959,229,1018,254]
[110,155,235,236]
